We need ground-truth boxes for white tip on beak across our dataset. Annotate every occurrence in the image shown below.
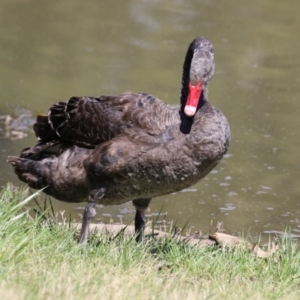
[184,105,197,117]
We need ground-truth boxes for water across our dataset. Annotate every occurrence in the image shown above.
[1,0,300,240]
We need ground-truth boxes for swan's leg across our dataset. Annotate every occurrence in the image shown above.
[132,198,151,242]
[79,189,105,244]
[79,201,96,244]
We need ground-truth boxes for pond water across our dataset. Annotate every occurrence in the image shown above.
[1,0,300,241]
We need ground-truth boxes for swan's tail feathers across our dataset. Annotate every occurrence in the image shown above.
[33,115,57,142]
[19,140,61,159]
[7,156,46,190]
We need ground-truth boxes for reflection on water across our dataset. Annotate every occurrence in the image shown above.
[1,0,300,241]
[0,108,34,140]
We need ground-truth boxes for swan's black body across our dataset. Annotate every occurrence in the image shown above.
[8,37,230,242]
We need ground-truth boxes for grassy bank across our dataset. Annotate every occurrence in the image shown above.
[0,185,300,300]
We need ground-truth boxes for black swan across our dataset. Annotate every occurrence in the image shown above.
[8,37,230,243]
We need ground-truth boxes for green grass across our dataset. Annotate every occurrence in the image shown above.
[0,184,300,300]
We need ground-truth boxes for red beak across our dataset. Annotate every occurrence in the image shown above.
[184,81,203,117]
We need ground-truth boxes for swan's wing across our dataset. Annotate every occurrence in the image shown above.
[46,96,127,146]
[35,92,180,147]
[118,92,180,135]
[84,128,166,178]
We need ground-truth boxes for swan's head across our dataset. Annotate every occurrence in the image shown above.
[183,37,215,117]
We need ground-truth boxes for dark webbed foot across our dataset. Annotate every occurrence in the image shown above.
[132,198,151,242]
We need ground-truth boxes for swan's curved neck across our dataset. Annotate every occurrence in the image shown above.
[180,46,208,115]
